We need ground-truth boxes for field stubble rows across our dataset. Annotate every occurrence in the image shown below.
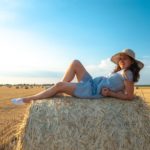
[0,86,150,150]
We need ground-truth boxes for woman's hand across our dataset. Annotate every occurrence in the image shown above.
[101,88,111,97]
[101,80,134,100]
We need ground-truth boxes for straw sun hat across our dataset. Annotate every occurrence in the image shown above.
[111,48,144,69]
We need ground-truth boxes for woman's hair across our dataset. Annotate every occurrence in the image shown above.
[112,57,142,82]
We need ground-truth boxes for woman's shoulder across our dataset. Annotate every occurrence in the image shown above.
[107,70,133,81]
[120,69,133,82]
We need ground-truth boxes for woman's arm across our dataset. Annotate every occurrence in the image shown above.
[102,80,134,100]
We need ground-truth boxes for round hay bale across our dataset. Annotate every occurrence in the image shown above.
[16,86,20,89]
[16,97,150,150]
[24,86,29,89]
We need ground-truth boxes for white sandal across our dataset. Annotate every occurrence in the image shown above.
[11,98,24,105]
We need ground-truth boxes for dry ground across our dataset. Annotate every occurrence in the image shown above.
[0,85,150,150]
[0,86,44,150]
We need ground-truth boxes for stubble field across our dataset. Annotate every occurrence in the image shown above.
[0,85,150,150]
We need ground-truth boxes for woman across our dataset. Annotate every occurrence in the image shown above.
[11,48,144,105]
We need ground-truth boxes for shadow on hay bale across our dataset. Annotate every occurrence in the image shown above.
[16,96,150,150]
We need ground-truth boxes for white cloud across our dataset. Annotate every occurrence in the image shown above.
[86,58,115,77]
[98,58,115,69]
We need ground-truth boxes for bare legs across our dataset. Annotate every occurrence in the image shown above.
[22,60,88,103]
[61,59,88,82]
[22,82,77,103]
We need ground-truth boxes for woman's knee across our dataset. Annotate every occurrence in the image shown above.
[55,82,66,91]
[72,59,82,68]
[55,82,76,94]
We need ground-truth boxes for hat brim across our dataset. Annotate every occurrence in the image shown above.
[111,52,144,69]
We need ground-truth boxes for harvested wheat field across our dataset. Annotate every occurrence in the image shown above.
[0,86,150,150]
[0,85,44,150]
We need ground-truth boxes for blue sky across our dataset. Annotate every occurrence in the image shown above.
[0,0,150,84]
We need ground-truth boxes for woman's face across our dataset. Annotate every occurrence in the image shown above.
[118,54,133,69]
